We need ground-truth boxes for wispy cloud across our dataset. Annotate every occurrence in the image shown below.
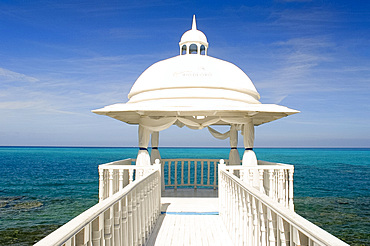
[255,36,336,102]
[0,67,39,83]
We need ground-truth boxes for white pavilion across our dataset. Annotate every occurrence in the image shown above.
[92,15,298,168]
[36,16,349,246]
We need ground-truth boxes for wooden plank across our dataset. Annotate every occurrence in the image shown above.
[146,190,233,246]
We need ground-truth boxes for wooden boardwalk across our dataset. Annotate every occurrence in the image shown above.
[146,189,233,246]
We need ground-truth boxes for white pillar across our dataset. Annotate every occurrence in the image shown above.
[136,125,151,166]
[242,119,257,166]
[150,131,161,165]
[229,124,241,165]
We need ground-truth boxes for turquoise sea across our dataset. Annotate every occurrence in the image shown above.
[0,147,369,245]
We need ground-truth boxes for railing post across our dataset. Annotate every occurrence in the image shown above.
[278,170,284,204]
[267,208,276,246]
[242,190,248,246]
[127,193,133,246]
[249,169,254,186]
[200,161,204,186]
[174,161,178,190]
[259,201,266,246]
[278,216,287,246]
[288,168,294,211]
[259,169,264,193]
[132,189,138,246]
[129,169,134,184]
[142,179,148,242]
[181,160,185,186]
[119,169,124,190]
[121,196,128,246]
[218,159,226,219]
[168,160,171,187]
[247,193,253,246]
[104,208,113,246]
[207,161,211,186]
[157,159,164,192]
[252,197,258,246]
[92,215,103,246]
[136,185,142,246]
[99,168,105,202]
[188,161,192,186]
[214,161,218,189]
[194,161,197,189]
[113,203,121,246]
[268,170,274,200]
[109,169,114,197]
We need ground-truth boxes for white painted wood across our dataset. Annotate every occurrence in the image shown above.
[218,166,349,246]
[35,165,161,246]
[146,215,232,246]
[38,159,348,246]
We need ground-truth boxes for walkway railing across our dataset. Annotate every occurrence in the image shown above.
[98,158,294,209]
[224,160,295,210]
[35,165,161,246]
[98,158,153,201]
[161,159,221,189]
[218,164,348,246]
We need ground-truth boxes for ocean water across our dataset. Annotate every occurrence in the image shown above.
[0,147,369,245]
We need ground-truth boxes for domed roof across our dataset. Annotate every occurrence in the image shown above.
[180,29,208,44]
[92,16,299,126]
[128,55,260,105]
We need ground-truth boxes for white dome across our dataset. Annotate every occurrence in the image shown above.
[180,29,208,44]
[92,15,299,126]
[128,55,260,106]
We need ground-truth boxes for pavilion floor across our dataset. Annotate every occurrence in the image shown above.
[145,189,233,246]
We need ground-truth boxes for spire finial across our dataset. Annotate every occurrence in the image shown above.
[192,15,197,30]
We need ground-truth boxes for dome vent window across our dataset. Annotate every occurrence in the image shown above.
[189,44,198,54]
[181,45,187,55]
[200,45,205,55]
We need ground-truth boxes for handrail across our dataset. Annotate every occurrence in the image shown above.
[35,165,161,246]
[219,165,348,246]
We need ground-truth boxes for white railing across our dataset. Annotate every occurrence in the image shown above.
[225,160,295,210]
[161,159,221,189]
[98,158,155,201]
[36,165,161,246]
[218,164,349,246]
[98,158,293,208]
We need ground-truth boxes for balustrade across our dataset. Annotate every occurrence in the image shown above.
[219,164,348,246]
[161,159,221,190]
[99,158,294,209]
[35,165,161,246]
[36,157,348,246]
[224,160,294,210]
[98,159,161,201]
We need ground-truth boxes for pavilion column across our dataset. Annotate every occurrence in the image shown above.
[150,131,161,164]
[229,124,241,165]
[242,119,257,166]
[136,125,151,166]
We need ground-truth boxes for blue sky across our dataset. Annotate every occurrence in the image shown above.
[0,0,369,147]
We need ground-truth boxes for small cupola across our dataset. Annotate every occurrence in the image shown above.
[179,15,209,56]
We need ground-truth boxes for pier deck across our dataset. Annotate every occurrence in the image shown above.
[146,189,233,246]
